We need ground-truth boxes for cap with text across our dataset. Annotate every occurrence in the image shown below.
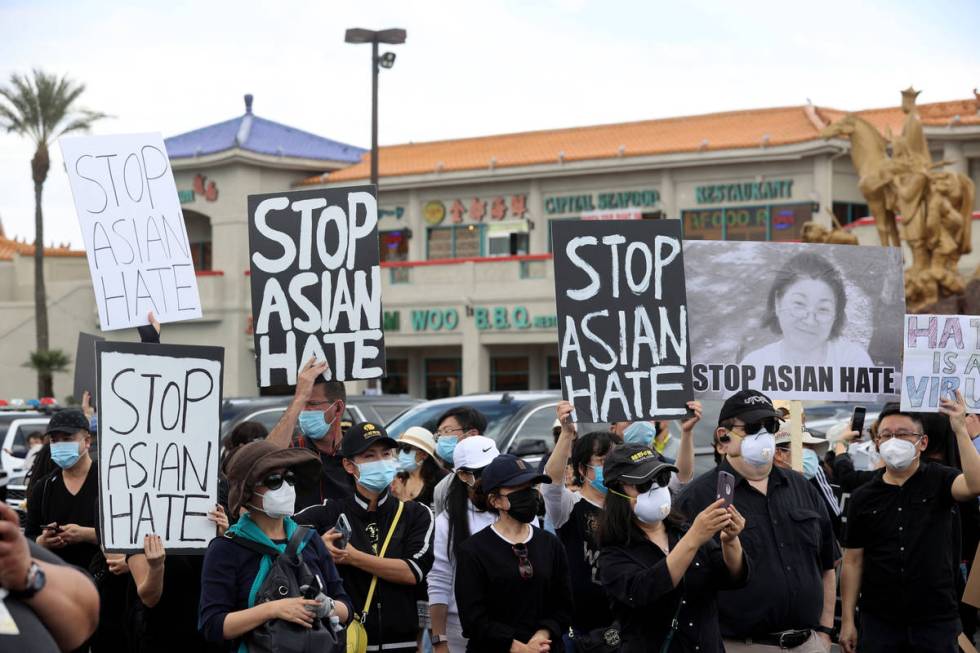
[603,443,678,486]
[341,421,397,458]
[718,389,783,425]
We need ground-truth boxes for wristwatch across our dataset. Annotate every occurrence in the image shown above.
[814,625,835,636]
[8,562,45,600]
[431,634,447,645]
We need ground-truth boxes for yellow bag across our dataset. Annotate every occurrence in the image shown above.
[346,500,404,653]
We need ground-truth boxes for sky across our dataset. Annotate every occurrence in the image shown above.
[0,0,978,248]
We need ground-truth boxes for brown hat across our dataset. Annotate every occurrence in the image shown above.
[226,440,320,516]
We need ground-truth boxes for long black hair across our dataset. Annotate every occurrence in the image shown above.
[598,478,686,548]
[445,470,489,561]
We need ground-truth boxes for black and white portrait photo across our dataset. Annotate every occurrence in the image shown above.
[684,241,905,401]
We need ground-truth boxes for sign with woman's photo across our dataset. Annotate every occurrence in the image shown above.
[684,241,904,401]
[551,219,692,422]
[901,314,980,412]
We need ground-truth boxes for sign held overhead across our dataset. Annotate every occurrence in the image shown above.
[551,219,693,422]
[60,133,203,330]
[247,185,386,387]
[902,314,980,412]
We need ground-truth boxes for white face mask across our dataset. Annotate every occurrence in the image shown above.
[634,484,672,524]
[249,483,297,519]
[738,429,775,467]
[878,437,920,471]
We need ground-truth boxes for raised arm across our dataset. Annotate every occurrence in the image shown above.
[946,392,980,500]
[267,357,328,448]
[544,401,576,484]
[673,400,701,484]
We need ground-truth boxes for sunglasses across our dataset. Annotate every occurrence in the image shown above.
[397,444,417,455]
[512,543,533,580]
[261,470,296,490]
[634,471,672,494]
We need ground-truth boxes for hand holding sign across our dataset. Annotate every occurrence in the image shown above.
[296,356,330,403]
[143,534,166,569]
[939,390,968,433]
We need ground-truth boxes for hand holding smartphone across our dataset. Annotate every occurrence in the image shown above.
[850,406,866,437]
[334,514,352,549]
[716,471,735,508]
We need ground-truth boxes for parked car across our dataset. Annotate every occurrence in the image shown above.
[0,410,53,512]
[220,393,422,441]
[384,391,610,466]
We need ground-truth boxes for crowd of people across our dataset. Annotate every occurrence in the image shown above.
[4,343,980,652]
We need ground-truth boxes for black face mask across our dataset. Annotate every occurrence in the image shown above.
[503,487,540,524]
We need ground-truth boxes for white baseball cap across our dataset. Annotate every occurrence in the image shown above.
[452,435,499,470]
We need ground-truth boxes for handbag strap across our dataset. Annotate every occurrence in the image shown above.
[658,597,685,653]
[361,499,404,619]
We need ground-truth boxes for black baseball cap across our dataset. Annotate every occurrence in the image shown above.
[480,454,551,494]
[45,408,91,435]
[718,389,782,425]
[603,443,678,486]
[341,421,397,458]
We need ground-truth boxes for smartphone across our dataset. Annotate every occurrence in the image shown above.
[334,514,352,549]
[716,471,735,508]
[851,406,867,436]
[42,523,62,534]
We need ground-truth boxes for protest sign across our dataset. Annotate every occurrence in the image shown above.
[60,133,203,330]
[551,219,692,422]
[684,241,904,401]
[901,314,980,411]
[96,341,223,553]
[247,185,385,387]
[73,332,105,405]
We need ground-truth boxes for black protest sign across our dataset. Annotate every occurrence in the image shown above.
[73,332,105,405]
[60,133,203,330]
[96,341,223,553]
[247,185,385,387]
[551,220,693,422]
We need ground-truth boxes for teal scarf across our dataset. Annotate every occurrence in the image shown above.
[227,513,310,609]
[227,514,310,653]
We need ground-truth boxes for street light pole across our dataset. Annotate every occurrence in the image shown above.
[344,27,406,191]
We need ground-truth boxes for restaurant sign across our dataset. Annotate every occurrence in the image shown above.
[544,189,660,216]
[695,179,793,205]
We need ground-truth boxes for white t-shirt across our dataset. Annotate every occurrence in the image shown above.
[427,502,495,618]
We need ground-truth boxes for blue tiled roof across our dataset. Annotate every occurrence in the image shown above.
[165,94,365,163]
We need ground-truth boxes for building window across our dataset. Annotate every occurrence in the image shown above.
[680,203,812,242]
[426,225,485,260]
[490,356,529,391]
[832,202,870,226]
[546,356,561,390]
[425,358,461,399]
[383,358,409,395]
[191,242,212,271]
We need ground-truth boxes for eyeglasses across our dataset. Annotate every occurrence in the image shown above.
[784,300,835,325]
[877,430,923,442]
[511,543,533,579]
[436,426,464,437]
[261,470,296,490]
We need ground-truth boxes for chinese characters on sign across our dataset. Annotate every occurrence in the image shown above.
[425,194,529,226]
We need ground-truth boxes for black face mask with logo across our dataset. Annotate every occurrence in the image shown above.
[503,487,541,524]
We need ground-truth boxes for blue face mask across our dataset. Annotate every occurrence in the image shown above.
[298,409,335,440]
[356,459,398,493]
[589,464,607,494]
[623,422,657,447]
[396,449,419,473]
[50,441,82,469]
[802,448,820,480]
[436,436,458,465]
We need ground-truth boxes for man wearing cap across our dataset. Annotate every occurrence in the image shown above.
[25,409,100,570]
[774,430,843,540]
[675,390,838,653]
[295,422,435,652]
[267,357,353,509]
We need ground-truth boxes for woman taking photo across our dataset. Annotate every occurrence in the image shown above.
[391,426,448,508]
[428,436,500,653]
[199,440,352,650]
[598,444,749,653]
[455,454,572,653]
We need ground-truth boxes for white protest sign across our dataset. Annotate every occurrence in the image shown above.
[60,133,202,330]
[901,314,980,411]
[97,341,223,553]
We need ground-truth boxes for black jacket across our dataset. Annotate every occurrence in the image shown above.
[295,488,434,648]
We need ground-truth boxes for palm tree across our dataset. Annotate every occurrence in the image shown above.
[0,70,107,397]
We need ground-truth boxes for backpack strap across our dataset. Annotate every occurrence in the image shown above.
[284,525,310,562]
[360,500,404,622]
[224,531,282,558]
